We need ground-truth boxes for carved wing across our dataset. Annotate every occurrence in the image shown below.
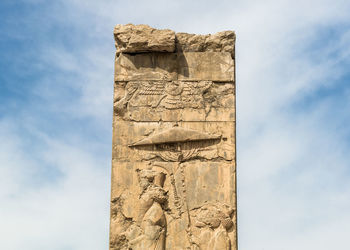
[138,81,165,95]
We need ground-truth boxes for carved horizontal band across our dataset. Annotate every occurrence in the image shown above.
[115,52,234,82]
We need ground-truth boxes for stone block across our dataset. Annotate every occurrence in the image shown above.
[113,81,235,122]
[114,24,175,54]
[114,53,178,81]
[177,52,234,81]
[110,24,237,250]
[176,30,235,57]
[115,52,234,82]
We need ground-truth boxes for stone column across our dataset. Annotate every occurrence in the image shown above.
[110,24,236,250]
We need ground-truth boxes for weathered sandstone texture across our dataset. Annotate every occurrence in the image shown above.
[114,24,175,54]
[176,31,235,57]
[110,24,237,250]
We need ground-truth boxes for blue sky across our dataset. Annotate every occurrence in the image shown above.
[1,0,350,249]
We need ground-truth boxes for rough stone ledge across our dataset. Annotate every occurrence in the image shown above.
[114,24,176,54]
[114,24,235,56]
[176,31,235,57]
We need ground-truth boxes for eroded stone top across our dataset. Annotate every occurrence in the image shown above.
[176,31,235,56]
[114,24,235,56]
[114,24,176,54]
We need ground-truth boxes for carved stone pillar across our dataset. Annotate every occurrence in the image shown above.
[110,24,236,250]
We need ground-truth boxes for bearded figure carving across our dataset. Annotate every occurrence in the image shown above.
[127,169,167,250]
[191,203,234,250]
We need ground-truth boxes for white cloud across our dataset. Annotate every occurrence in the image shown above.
[0,118,110,250]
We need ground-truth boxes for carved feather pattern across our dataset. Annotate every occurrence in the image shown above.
[138,81,165,95]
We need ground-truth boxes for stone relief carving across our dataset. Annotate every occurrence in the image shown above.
[114,80,211,112]
[127,125,235,249]
[190,203,235,250]
[111,24,236,250]
[110,165,235,250]
[114,79,235,120]
[129,126,234,162]
[130,126,221,146]
[111,125,235,249]
[112,168,168,250]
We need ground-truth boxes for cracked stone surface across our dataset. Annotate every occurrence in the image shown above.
[114,24,176,54]
[176,31,235,57]
[110,24,237,250]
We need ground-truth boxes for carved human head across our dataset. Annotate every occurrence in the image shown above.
[194,203,234,230]
[138,168,166,190]
[138,169,155,189]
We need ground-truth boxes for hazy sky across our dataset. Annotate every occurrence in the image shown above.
[1,0,350,249]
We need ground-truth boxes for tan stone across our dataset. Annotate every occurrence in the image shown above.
[113,24,235,57]
[111,160,236,250]
[115,52,234,82]
[113,81,235,122]
[176,31,235,57]
[110,24,237,250]
[114,53,178,81]
[111,121,236,162]
[114,24,175,54]
[177,52,234,81]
